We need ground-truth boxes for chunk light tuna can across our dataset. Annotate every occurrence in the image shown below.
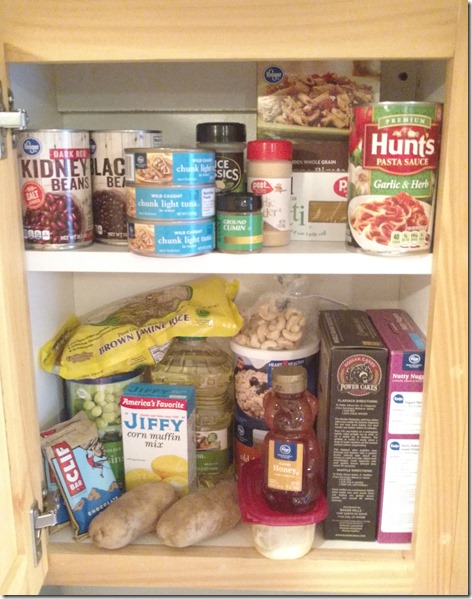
[127,217,215,257]
[346,102,442,255]
[90,130,162,245]
[16,129,93,250]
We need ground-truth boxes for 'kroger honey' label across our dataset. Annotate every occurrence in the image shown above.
[346,102,442,255]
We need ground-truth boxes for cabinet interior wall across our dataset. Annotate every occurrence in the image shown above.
[11,60,443,429]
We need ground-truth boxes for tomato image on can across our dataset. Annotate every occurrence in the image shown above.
[346,102,442,255]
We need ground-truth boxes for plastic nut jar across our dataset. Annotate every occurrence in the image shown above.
[246,140,293,247]
[196,122,246,194]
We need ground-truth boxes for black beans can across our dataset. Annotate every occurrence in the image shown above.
[90,130,162,245]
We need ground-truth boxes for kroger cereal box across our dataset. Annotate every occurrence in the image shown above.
[257,61,380,241]
[367,309,426,543]
[120,382,197,496]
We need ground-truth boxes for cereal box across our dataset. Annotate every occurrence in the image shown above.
[367,309,426,543]
[120,382,197,496]
[317,310,388,541]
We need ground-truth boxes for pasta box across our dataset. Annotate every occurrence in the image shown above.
[256,61,381,241]
[317,309,388,541]
[367,309,426,543]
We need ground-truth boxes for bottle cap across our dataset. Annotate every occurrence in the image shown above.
[196,122,247,143]
[216,192,262,213]
[271,365,307,394]
[246,139,292,161]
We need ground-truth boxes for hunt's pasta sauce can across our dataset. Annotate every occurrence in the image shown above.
[346,102,442,255]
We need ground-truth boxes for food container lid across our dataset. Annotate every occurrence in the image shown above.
[238,458,328,526]
[66,367,145,385]
[216,192,262,213]
[247,140,292,161]
[271,365,307,394]
[196,122,247,143]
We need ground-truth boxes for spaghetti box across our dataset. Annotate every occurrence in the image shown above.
[120,382,197,496]
[367,309,426,543]
[317,310,388,541]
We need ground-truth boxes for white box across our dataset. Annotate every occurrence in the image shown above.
[291,172,348,241]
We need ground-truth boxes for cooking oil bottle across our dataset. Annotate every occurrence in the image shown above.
[147,337,234,487]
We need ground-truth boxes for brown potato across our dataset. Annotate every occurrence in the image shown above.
[156,481,241,547]
[89,481,178,549]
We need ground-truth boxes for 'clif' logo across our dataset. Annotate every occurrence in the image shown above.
[263,65,284,85]
[22,137,41,156]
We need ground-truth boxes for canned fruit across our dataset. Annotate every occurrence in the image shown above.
[346,102,442,255]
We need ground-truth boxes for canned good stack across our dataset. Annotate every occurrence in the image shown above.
[124,148,216,257]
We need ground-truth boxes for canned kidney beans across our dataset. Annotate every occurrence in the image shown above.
[16,129,93,250]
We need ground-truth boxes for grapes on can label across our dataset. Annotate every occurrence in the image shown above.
[64,368,144,490]
[16,129,94,250]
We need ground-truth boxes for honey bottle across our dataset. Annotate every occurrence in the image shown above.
[261,365,322,513]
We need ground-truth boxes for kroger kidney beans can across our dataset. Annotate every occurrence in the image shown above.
[90,130,162,245]
[16,129,93,250]
[346,102,442,255]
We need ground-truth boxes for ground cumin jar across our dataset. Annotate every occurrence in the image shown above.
[247,140,293,247]
[216,192,263,253]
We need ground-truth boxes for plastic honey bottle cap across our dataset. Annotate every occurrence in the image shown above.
[271,365,307,394]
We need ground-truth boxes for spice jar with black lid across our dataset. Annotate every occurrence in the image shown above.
[216,192,263,254]
[196,122,246,194]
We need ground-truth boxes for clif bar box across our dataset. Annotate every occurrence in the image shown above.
[367,309,426,543]
[317,310,388,541]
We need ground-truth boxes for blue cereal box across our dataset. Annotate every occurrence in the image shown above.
[120,382,197,496]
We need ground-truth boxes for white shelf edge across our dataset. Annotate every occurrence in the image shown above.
[24,242,433,276]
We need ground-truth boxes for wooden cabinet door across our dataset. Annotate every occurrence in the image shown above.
[0,43,47,595]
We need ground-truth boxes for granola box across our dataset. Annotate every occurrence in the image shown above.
[120,382,197,496]
[367,309,426,543]
[317,310,388,541]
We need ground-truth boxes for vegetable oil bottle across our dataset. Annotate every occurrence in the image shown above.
[147,337,234,487]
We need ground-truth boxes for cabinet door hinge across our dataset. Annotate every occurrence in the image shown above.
[0,82,29,159]
[29,490,58,567]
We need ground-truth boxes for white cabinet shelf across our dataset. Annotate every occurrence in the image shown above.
[25,243,433,275]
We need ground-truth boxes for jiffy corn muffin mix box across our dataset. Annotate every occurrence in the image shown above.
[120,382,197,496]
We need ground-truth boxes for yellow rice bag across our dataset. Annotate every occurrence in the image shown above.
[40,276,243,380]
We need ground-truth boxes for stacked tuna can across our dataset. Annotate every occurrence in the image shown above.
[124,148,216,257]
